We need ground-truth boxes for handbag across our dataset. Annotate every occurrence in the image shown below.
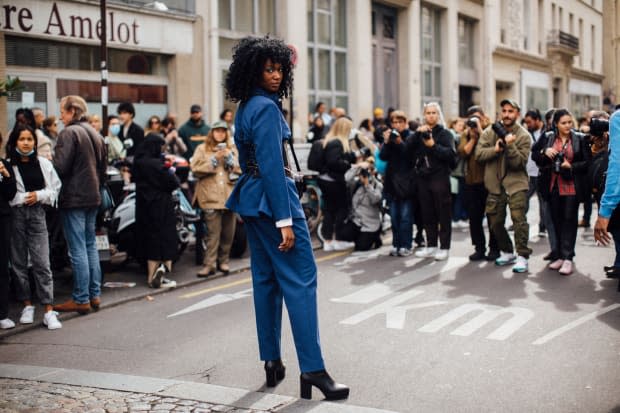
[80,123,113,213]
[282,139,306,198]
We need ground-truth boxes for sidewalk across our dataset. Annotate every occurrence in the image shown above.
[0,364,398,413]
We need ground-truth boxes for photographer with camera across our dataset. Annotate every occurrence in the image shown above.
[411,102,456,261]
[458,106,499,261]
[379,110,415,256]
[340,158,384,251]
[475,99,532,273]
[531,109,591,275]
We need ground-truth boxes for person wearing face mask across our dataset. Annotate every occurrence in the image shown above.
[106,115,126,164]
[6,124,62,330]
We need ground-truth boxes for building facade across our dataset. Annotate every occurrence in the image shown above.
[0,0,610,139]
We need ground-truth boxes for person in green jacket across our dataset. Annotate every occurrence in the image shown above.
[178,104,210,159]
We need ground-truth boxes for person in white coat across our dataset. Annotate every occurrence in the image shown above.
[7,124,62,330]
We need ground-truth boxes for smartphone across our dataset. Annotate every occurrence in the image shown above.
[216,143,227,151]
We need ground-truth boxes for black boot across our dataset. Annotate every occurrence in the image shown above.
[469,250,486,261]
[300,370,349,400]
[264,359,285,387]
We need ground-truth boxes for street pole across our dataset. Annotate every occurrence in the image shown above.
[100,0,108,136]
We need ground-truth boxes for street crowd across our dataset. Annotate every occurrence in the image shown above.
[0,94,619,332]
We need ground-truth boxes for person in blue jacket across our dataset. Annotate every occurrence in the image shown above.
[594,109,620,278]
[224,36,349,401]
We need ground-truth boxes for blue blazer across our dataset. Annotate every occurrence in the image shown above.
[226,89,305,222]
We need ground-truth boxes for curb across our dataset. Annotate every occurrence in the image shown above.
[0,363,399,413]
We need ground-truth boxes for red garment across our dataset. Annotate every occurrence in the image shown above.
[549,136,576,196]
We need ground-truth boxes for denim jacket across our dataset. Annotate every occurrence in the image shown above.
[225,88,304,223]
[600,110,620,218]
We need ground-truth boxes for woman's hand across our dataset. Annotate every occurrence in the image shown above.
[278,226,295,252]
[561,159,571,169]
[24,192,37,206]
[0,162,9,178]
[545,148,558,159]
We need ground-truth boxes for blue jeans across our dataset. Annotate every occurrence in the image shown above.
[388,196,413,250]
[61,208,102,304]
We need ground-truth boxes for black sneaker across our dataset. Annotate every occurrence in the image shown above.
[469,250,486,261]
[149,264,166,288]
[485,250,500,261]
[542,252,555,261]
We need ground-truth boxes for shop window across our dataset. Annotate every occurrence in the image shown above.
[458,17,475,69]
[6,36,168,76]
[57,80,167,104]
[307,0,349,112]
[526,87,549,112]
[218,0,275,34]
[421,5,442,106]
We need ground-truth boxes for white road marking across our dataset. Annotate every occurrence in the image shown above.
[332,257,468,304]
[167,288,254,318]
[417,303,534,340]
[339,289,447,329]
[532,303,620,345]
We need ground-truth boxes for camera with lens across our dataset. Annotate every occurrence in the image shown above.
[419,130,432,141]
[553,152,564,174]
[491,121,509,147]
[355,146,372,158]
[388,129,400,143]
[589,118,609,138]
[466,116,480,129]
[359,168,370,178]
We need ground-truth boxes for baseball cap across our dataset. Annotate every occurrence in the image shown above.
[211,120,228,130]
[466,105,484,116]
[500,99,521,111]
[190,104,202,113]
[373,107,384,117]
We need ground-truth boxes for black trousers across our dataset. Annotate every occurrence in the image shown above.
[549,187,579,260]
[0,214,10,319]
[464,183,498,253]
[417,176,452,249]
[318,178,349,241]
[340,220,381,251]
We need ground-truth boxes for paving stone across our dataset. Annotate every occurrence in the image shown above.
[211,405,234,412]
[176,400,197,406]
[128,402,152,411]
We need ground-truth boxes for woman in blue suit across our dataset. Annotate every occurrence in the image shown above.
[225,36,349,401]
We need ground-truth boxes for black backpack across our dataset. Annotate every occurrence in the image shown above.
[307,139,325,172]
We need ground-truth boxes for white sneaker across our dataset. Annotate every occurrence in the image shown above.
[415,247,437,258]
[434,249,449,261]
[160,277,177,288]
[398,248,412,257]
[495,252,517,266]
[0,318,15,329]
[43,311,62,330]
[512,256,529,273]
[323,240,335,252]
[559,260,573,276]
[332,240,355,251]
[19,305,35,324]
[389,247,399,256]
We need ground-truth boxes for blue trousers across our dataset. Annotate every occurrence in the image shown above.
[387,195,413,250]
[243,216,325,373]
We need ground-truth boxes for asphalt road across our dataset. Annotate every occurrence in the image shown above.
[1,223,619,413]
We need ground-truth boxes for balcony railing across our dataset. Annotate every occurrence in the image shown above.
[547,30,579,55]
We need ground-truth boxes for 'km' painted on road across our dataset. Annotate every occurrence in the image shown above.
[168,254,620,345]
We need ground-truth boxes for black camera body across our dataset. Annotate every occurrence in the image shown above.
[553,152,564,174]
[466,116,479,129]
[491,122,509,147]
[419,130,432,141]
[359,168,370,178]
[589,118,609,137]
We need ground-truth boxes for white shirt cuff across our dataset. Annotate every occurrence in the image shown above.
[275,218,293,228]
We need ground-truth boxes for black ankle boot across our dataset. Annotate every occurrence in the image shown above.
[264,359,285,387]
[300,370,349,400]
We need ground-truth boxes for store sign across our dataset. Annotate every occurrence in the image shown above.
[0,1,193,53]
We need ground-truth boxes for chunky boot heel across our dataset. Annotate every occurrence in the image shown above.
[299,370,349,400]
[264,359,285,387]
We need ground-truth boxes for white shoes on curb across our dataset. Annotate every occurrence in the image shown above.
[20,305,35,324]
[0,318,15,329]
[43,311,62,330]
[433,249,449,261]
[512,256,529,273]
[323,240,355,252]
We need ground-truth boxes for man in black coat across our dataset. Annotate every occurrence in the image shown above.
[118,102,145,157]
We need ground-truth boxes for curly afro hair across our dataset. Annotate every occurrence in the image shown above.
[225,36,294,103]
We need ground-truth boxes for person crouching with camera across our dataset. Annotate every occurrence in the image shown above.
[340,158,384,251]
[475,99,532,273]
[532,109,591,276]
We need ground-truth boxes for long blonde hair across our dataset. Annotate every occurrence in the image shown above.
[324,117,352,152]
